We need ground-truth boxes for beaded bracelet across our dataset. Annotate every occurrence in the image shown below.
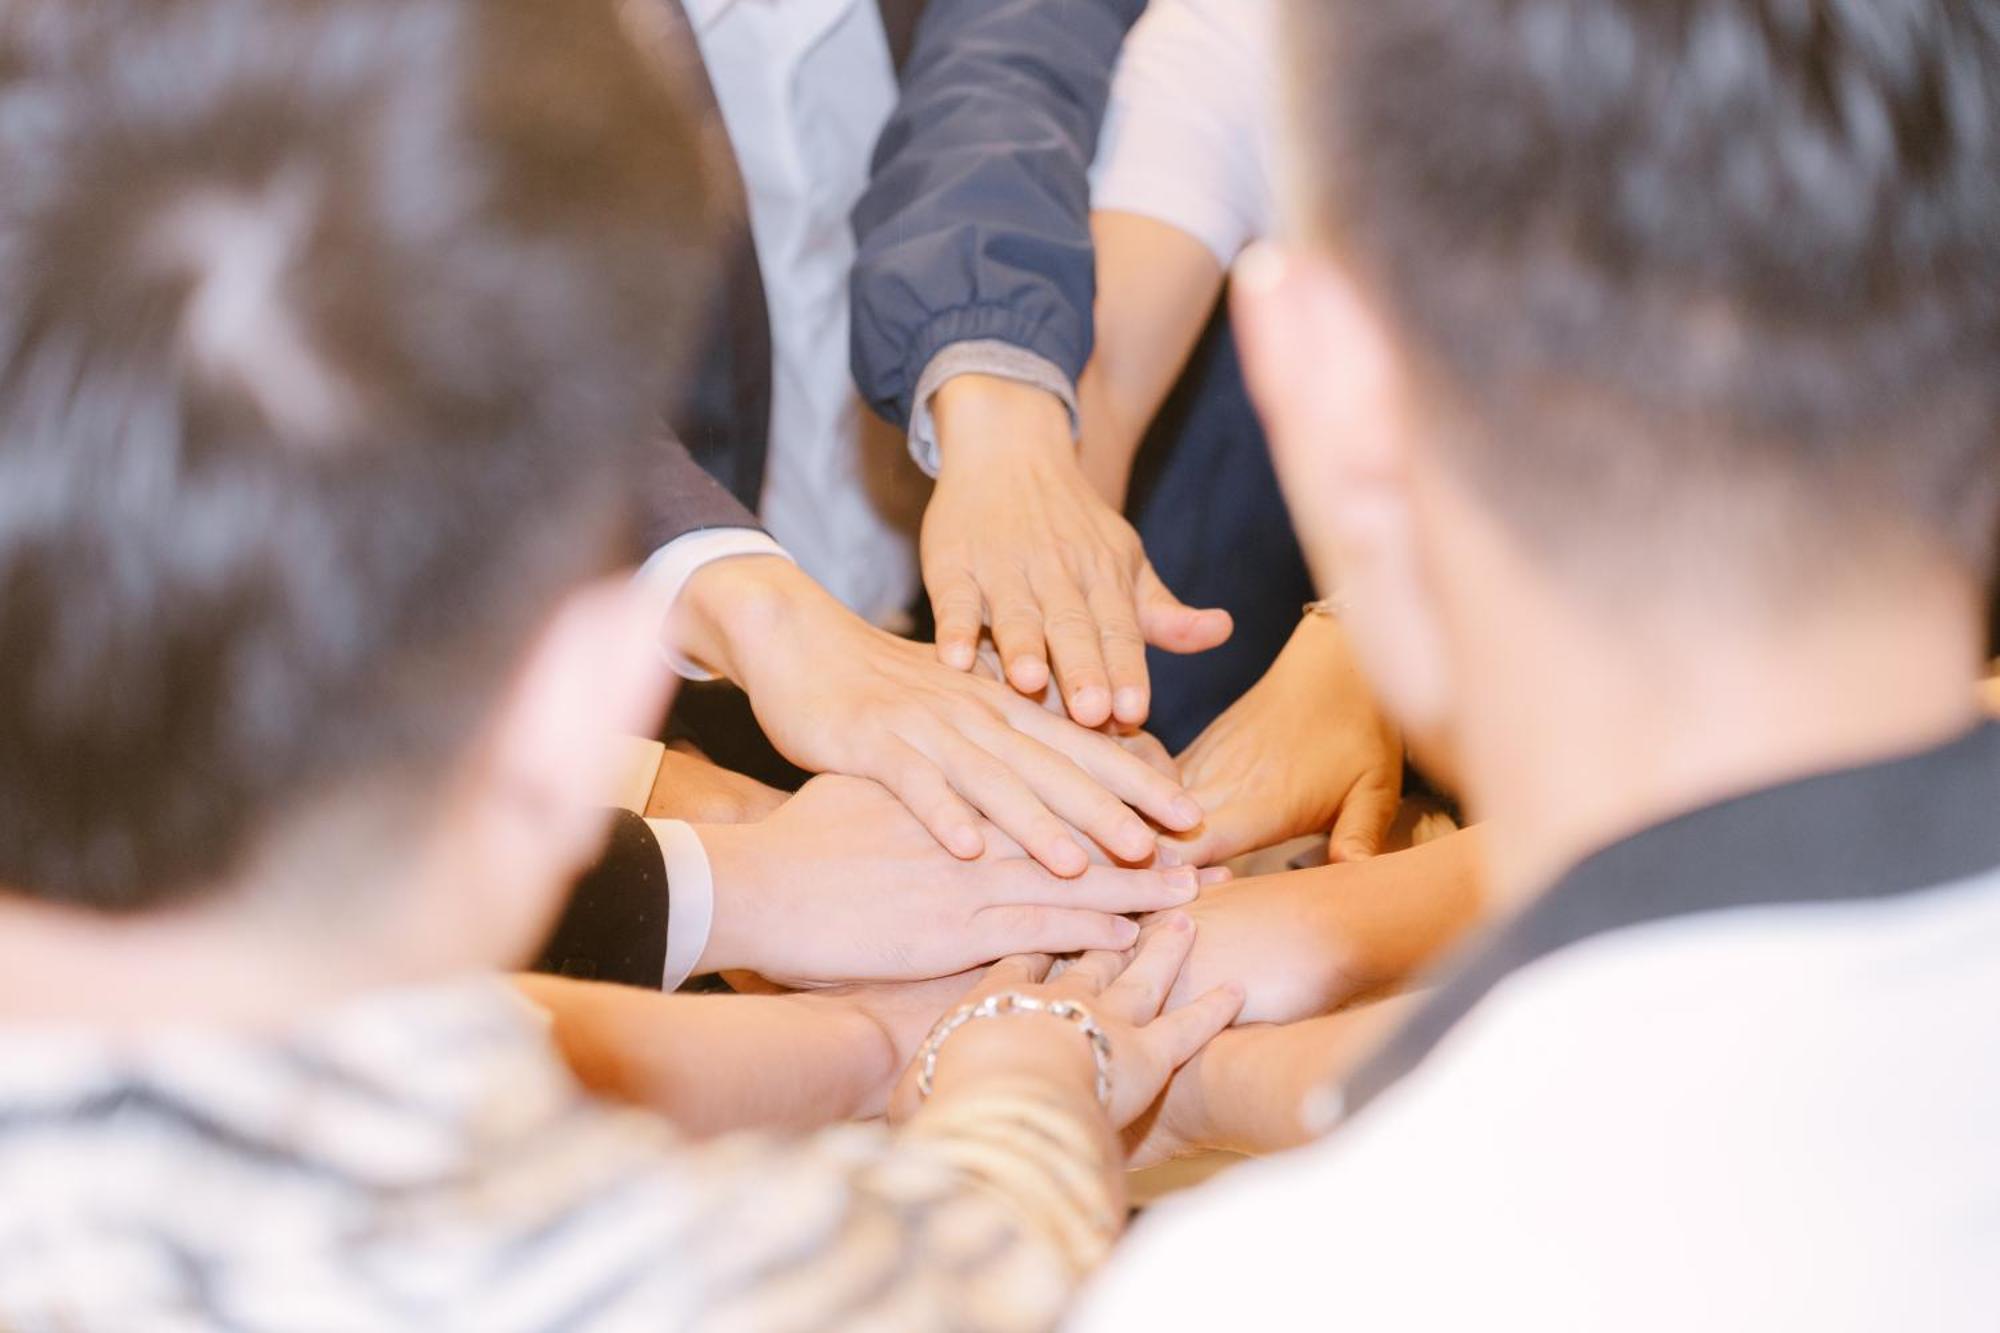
[916,992,1114,1108]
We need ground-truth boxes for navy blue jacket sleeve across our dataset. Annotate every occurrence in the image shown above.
[849,0,1146,430]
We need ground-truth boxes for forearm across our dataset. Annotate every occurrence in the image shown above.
[1311,826,1489,990]
[919,1020,1127,1251]
[515,974,891,1136]
[1181,997,1421,1156]
[1075,211,1226,507]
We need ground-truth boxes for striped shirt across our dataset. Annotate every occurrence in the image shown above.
[0,979,1108,1331]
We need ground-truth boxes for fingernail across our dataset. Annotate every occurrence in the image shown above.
[1197,866,1232,886]
[1120,825,1157,862]
[1072,687,1109,719]
[1154,843,1185,868]
[1164,866,1198,892]
[1055,841,1089,877]
[1341,843,1374,862]
[1011,659,1048,689]
[1225,981,1246,1000]
[1171,797,1204,828]
[950,826,984,858]
[940,643,974,670]
[1115,917,1142,944]
[1113,687,1145,720]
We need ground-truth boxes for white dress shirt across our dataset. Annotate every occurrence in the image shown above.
[1074,722,2000,1330]
[636,0,930,981]
[1077,876,2000,1329]
[681,0,926,631]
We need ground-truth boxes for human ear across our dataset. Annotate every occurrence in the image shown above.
[1233,244,1456,754]
[457,576,679,958]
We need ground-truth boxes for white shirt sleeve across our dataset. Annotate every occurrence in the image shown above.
[1089,0,1280,267]
[637,528,794,681]
[646,817,718,990]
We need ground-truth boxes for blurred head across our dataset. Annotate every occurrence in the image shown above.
[1244,0,2000,775]
[0,0,715,962]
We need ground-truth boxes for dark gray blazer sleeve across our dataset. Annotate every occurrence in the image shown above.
[640,434,762,552]
[848,0,1147,430]
[532,810,671,988]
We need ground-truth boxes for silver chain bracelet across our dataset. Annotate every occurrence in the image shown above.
[916,991,1114,1108]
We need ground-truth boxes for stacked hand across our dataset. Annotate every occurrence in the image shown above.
[676,555,1207,877]
[645,743,786,823]
[1164,612,1403,867]
[923,374,1233,730]
[693,775,1210,989]
[892,913,1244,1132]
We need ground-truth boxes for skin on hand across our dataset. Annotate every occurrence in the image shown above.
[691,774,1208,988]
[1122,994,1423,1168]
[644,744,786,823]
[515,970,984,1131]
[924,374,1233,730]
[891,914,1246,1133]
[1147,829,1490,1027]
[1074,211,1231,511]
[672,554,1207,876]
[1164,612,1404,867]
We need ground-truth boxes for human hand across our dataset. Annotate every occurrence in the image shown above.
[896,914,1245,1132]
[924,374,1232,729]
[692,775,1205,988]
[644,744,786,823]
[1146,873,1373,1026]
[1151,831,1490,1025]
[811,970,988,1119]
[674,554,1204,876]
[1164,612,1403,867]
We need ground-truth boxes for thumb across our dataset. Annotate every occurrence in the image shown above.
[1136,563,1233,655]
[1327,778,1401,863]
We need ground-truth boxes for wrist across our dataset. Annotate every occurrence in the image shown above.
[688,821,766,977]
[932,374,1076,476]
[787,991,899,1121]
[927,1007,1102,1107]
[673,554,814,684]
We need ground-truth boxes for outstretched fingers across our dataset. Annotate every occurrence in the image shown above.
[1103,912,1198,1019]
[976,905,1142,958]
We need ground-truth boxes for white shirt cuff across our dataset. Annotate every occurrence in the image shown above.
[605,736,667,813]
[647,817,716,990]
[637,528,793,681]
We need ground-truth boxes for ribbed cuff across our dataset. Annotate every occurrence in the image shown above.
[908,341,1081,477]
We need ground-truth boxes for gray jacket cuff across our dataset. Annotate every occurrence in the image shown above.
[907,340,1081,477]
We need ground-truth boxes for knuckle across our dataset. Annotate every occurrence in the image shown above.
[1097,621,1146,650]
[991,605,1043,636]
[1045,608,1099,640]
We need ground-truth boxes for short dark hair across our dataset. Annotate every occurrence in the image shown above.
[1288,0,2000,590]
[0,0,717,910]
